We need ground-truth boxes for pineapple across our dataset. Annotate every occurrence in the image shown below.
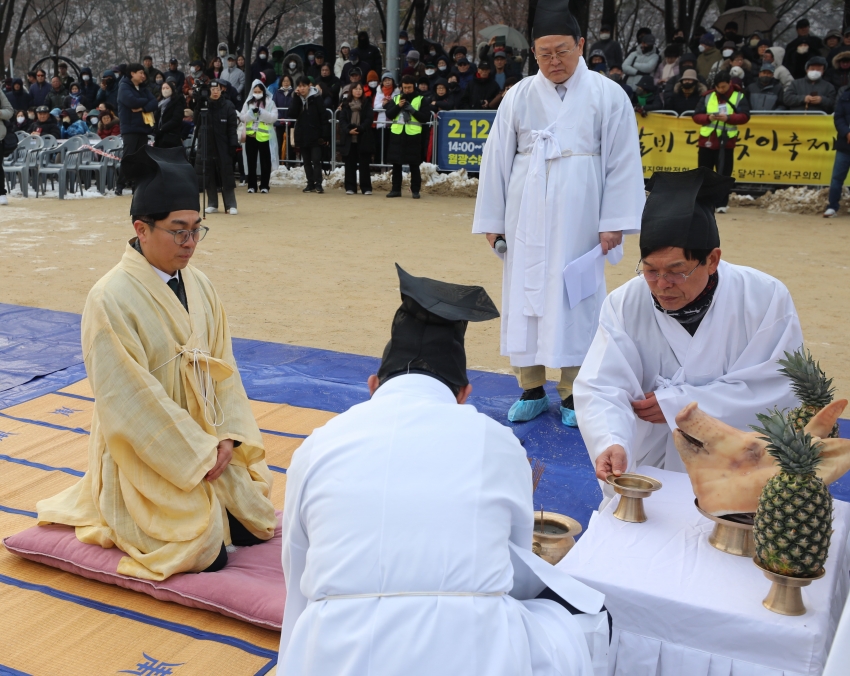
[752,409,833,578]
[777,348,839,438]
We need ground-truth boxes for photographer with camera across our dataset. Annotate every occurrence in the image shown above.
[116,63,157,196]
[384,74,431,199]
[193,79,239,214]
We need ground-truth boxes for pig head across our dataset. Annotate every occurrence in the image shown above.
[673,399,850,516]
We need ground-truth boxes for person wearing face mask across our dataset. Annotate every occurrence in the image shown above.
[696,33,721,79]
[784,56,836,113]
[666,69,706,115]
[240,80,279,193]
[784,19,825,78]
[153,80,186,149]
[14,109,30,132]
[606,65,635,104]
[84,109,98,133]
[707,50,754,89]
[306,50,327,81]
[721,21,742,48]
[78,68,99,107]
[385,75,431,199]
[424,59,440,87]
[399,29,414,56]
[692,70,750,212]
[741,32,766,63]
[826,50,850,90]
[622,33,659,87]
[273,74,296,165]
[59,108,87,138]
[373,72,399,159]
[402,50,427,79]
[743,63,784,111]
[251,46,270,81]
[434,55,451,78]
[762,46,793,89]
[364,70,380,99]
[271,46,286,77]
[588,23,624,69]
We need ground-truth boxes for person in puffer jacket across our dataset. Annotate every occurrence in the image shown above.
[239,79,279,193]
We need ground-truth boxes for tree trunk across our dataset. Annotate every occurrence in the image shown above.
[844,0,850,33]
[664,0,675,42]
[204,0,219,62]
[601,0,617,34]
[189,0,208,61]
[569,0,590,43]
[413,0,426,51]
[322,0,336,60]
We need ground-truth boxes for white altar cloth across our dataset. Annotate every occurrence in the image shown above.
[558,467,850,676]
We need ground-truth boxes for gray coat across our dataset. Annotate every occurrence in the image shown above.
[622,48,660,87]
[783,76,836,113]
[0,90,13,140]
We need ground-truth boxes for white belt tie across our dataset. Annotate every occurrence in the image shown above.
[316,591,506,601]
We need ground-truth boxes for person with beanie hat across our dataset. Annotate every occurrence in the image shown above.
[623,33,659,87]
[744,62,784,111]
[589,23,624,69]
[365,70,380,97]
[783,18,825,78]
[79,67,99,107]
[696,33,721,79]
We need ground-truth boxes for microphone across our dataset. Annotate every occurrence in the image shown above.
[494,236,507,254]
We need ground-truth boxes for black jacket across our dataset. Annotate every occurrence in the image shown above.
[665,80,707,115]
[834,87,850,154]
[45,86,68,111]
[6,81,31,111]
[462,74,501,109]
[744,79,785,111]
[289,88,330,147]
[194,95,238,190]
[79,69,99,106]
[117,78,157,135]
[27,116,61,138]
[338,98,374,155]
[154,93,186,148]
[356,35,383,75]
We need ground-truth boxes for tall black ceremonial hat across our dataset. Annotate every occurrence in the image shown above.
[640,168,734,253]
[376,264,499,391]
[124,145,200,216]
[533,0,582,40]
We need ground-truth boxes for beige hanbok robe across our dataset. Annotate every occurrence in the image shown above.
[37,241,276,581]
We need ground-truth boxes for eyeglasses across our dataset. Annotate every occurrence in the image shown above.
[635,260,701,284]
[148,223,209,245]
[535,44,581,64]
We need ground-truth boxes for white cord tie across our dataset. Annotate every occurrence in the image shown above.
[316,591,506,601]
[151,348,225,428]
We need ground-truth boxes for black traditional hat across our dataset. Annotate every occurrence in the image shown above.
[533,0,582,40]
[640,168,734,253]
[377,264,499,391]
[123,146,200,216]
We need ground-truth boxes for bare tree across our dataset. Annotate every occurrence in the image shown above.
[0,0,63,76]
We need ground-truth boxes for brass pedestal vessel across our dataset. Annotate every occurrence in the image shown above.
[695,500,755,557]
[532,512,582,565]
[606,473,663,522]
[753,558,825,616]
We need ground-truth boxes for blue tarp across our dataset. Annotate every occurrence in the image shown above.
[1,304,848,533]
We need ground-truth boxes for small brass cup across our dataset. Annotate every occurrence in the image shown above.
[753,558,825,616]
[606,474,662,523]
[532,512,582,565]
[695,500,755,557]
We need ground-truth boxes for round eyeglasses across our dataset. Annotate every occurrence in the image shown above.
[535,44,581,64]
[148,223,209,245]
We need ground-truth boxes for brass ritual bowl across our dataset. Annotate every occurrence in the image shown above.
[753,558,825,616]
[606,473,663,523]
[532,511,582,564]
[695,499,755,558]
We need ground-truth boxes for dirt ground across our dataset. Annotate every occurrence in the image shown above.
[0,188,848,400]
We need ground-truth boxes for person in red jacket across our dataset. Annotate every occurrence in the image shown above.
[691,71,750,213]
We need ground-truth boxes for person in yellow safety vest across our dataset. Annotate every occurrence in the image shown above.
[239,79,279,193]
[384,74,432,199]
[692,70,750,213]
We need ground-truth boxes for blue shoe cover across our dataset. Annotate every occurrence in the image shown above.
[507,395,550,422]
[560,406,578,428]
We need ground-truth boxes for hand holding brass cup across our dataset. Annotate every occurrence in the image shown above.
[606,473,662,523]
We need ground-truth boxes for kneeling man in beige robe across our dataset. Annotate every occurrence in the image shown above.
[37,146,276,581]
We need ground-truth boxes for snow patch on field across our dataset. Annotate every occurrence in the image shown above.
[729,187,846,214]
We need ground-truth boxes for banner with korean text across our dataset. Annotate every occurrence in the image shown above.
[436,110,841,186]
[638,112,840,186]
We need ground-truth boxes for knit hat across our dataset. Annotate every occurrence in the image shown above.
[408,50,420,60]
[700,33,715,46]
[367,70,379,82]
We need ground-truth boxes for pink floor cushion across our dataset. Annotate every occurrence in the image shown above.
[3,512,286,630]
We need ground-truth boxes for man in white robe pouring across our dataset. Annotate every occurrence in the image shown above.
[472,0,644,427]
[278,264,608,676]
[574,168,802,502]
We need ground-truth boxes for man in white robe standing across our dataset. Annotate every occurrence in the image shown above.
[574,168,803,503]
[277,264,609,676]
[472,0,644,427]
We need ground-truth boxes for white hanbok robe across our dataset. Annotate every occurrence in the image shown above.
[278,374,607,676]
[472,61,645,368]
[574,261,802,500]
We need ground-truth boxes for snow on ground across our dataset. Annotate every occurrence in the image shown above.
[729,186,850,215]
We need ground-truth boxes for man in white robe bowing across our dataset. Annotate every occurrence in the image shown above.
[472,0,644,427]
[574,168,802,502]
[37,147,277,580]
[278,264,608,676]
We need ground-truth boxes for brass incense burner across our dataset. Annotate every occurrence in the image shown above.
[606,473,662,523]
[753,558,825,616]
[695,499,755,557]
[532,511,582,564]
